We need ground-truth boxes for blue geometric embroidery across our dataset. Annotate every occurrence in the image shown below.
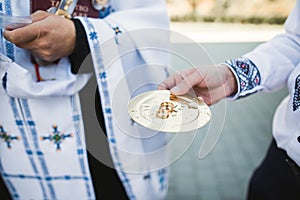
[143,173,151,180]
[99,72,107,79]
[21,99,57,198]
[0,125,20,149]
[70,96,95,199]
[113,26,122,36]
[41,125,73,151]
[4,0,14,61]
[3,172,91,183]
[105,108,112,114]
[89,31,98,40]
[293,74,300,111]
[84,18,136,200]
[10,97,49,198]
[226,57,261,98]
[158,168,167,191]
[112,25,123,44]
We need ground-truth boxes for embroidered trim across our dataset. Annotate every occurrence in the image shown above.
[83,18,136,200]
[9,97,48,199]
[4,0,14,61]
[0,124,20,148]
[226,57,261,99]
[70,96,95,199]
[20,98,95,198]
[40,124,73,151]
[158,168,167,191]
[2,173,90,181]
[21,99,57,199]
[0,2,95,199]
[3,97,95,199]
[106,22,124,44]
[293,74,300,111]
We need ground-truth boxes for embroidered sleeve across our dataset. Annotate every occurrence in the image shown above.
[293,74,300,111]
[225,57,262,99]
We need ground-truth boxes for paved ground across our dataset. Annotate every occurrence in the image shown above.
[166,88,287,200]
[165,34,288,200]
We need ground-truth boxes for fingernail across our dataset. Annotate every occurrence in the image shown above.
[171,86,181,94]
[198,96,204,101]
[157,84,165,90]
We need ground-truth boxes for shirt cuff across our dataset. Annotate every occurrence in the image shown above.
[224,57,263,100]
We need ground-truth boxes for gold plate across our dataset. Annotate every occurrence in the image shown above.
[128,90,211,132]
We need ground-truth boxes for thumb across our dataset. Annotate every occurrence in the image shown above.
[31,10,50,23]
[170,84,189,95]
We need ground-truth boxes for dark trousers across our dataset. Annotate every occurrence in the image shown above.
[247,139,300,200]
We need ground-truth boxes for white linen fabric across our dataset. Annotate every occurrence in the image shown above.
[0,0,170,199]
[226,0,300,166]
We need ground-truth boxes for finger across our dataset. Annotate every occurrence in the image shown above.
[5,11,49,31]
[30,10,50,23]
[158,68,196,90]
[171,70,204,95]
[197,96,204,102]
[4,23,40,45]
[157,82,169,90]
[3,11,50,44]
[170,82,190,95]
[158,73,184,90]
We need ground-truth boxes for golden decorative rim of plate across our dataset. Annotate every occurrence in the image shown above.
[128,90,211,133]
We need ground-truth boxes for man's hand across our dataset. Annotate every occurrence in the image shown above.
[4,10,76,64]
[158,64,238,105]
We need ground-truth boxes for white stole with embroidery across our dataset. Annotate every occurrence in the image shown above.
[78,1,170,199]
[79,16,170,199]
[0,0,170,199]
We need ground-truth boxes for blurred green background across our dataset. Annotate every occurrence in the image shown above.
[167,0,295,24]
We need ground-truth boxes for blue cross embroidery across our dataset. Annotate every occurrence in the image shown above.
[89,31,98,40]
[0,125,20,149]
[112,26,123,44]
[40,125,73,151]
[113,26,122,35]
[99,72,107,79]
[105,108,112,114]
